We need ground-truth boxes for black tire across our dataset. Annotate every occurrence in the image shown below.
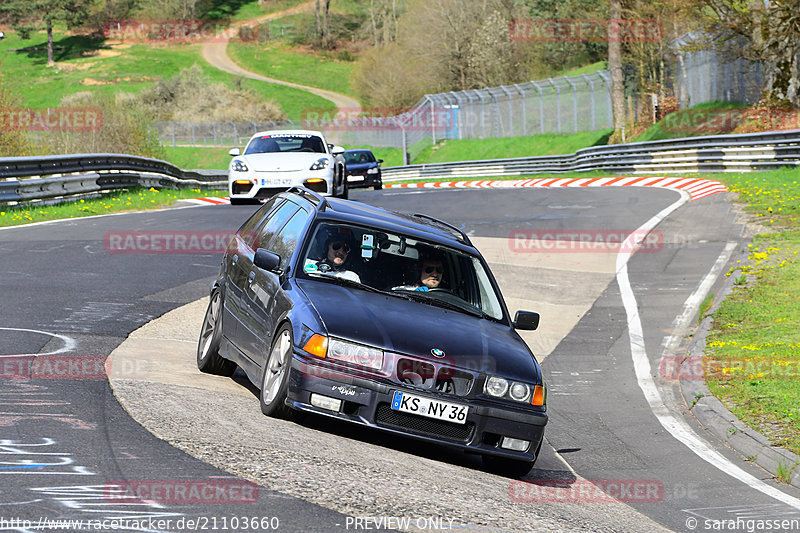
[373,181,383,190]
[230,198,248,205]
[197,289,237,376]
[482,455,535,478]
[339,170,349,199]
[260,324,293,418]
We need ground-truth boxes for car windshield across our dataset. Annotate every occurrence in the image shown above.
[299,222,506,321]
[245,134,326,155]
[344,151,374,164]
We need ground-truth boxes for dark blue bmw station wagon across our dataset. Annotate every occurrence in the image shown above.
[198,187,547,476]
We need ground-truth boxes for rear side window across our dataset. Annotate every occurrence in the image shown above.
[254,201,301,250]
[237,197,283,248]
[269,208,311,271]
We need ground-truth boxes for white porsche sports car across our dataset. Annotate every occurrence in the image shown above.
[227,130,348,204]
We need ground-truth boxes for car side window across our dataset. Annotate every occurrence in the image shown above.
[254,200,301,251]
[268,208,311,271]
[237,197,283,248]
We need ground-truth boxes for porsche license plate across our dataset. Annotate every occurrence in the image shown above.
[391,391,468,424]
[261,177,292,186]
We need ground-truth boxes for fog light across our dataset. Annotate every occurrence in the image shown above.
[310,393,341,412]
[500,437,530,452]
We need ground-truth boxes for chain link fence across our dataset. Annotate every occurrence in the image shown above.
[154,120,297,148]
[669,34,762,108]
[158,71,614,164]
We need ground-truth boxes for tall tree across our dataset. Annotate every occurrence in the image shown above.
[701,0,800,107]
[609,0,627,140]
[315,0,332,49]
[0,0,91,66]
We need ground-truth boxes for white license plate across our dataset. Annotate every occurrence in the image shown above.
[348,175,365,182]
[261,177,292,186]
[391,391,468,424]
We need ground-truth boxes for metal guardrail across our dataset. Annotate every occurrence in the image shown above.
[1,130,799,204]
[0,153,226,205]
[382,130,800,181]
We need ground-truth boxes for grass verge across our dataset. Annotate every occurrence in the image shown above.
[702,168,800,457]
[0,187,223,228]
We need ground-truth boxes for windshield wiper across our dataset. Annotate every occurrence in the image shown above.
[398,291,482,317]
[308,272,390,296]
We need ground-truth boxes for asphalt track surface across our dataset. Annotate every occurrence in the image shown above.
[1,187,800,532]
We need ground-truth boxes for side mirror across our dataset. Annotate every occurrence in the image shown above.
[254,248,282,273]
[377,159,384,164]
[331,146,345,155]
[513,311,539,331]
[229,148,241,156]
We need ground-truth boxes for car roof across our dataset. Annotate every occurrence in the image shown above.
[281,188,474,250]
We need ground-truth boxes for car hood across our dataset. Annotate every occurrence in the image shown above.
[296,279,541,380]
[241,152,328,172]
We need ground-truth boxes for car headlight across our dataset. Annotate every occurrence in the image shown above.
[367,167,379,174]
[484,376,509,397]
[484,375,545,406]
[310,158,329,171]
[327,338,383,371]
[232,159,248,172]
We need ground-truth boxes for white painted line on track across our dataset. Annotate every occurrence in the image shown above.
[0,327,76,357]
[615,193,800,509]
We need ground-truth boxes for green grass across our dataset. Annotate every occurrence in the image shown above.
[633,101,751,142]
[559,61,607,77]
[207,0,308,21]
[0,28,332,120]
[413,130,613,164]
[703,168,800,456]
[0,187,223,227]
[227,40,357,100]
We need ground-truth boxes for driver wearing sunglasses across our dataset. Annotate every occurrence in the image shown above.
[315,235,361,283]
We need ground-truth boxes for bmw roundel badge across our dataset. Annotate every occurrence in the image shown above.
[431,348,445,358]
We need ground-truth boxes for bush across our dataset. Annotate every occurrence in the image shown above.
[0,86,33,156]
[137,64,286,123]
[39,91,166,159]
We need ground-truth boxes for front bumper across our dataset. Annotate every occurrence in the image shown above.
[229,170,333,199]
[346,170,381,189]
[285,352,547,462]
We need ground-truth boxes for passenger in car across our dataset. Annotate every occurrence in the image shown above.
[315,235,361,283]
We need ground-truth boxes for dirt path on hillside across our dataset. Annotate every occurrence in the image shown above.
[201,1,361,117]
